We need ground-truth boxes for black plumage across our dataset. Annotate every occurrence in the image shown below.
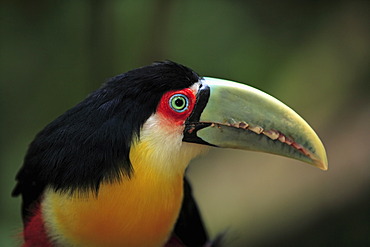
[12,61,208,246]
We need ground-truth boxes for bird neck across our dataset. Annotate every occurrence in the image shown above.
[40,140,193,247]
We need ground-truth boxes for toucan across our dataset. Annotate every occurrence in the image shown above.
[12,61,328,247]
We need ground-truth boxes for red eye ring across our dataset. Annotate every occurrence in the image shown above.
[157,88,196,124]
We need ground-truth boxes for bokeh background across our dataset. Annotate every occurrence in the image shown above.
[1,1,369,246]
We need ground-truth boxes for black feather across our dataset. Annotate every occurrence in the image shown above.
[175,178,209,246]
[12,61,200,222]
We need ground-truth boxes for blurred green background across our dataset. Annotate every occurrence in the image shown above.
[1,0,369,246]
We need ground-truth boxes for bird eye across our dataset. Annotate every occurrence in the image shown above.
[169,94,189,112]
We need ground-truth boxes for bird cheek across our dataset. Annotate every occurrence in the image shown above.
[157,111,187,128]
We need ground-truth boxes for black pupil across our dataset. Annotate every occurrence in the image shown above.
[175,98,184,108]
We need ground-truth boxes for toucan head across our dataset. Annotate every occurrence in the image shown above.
[17,61,327,199]
[137,61,328,172]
